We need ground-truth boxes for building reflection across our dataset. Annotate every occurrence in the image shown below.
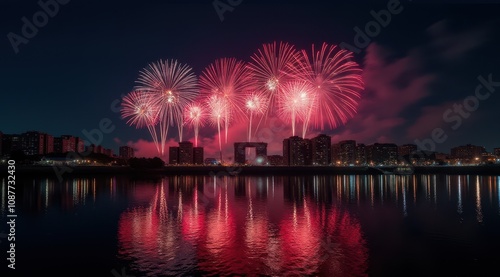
[117,176,369,276]
[4,173,500,275]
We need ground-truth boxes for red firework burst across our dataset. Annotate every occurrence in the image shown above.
[184,102,206,147]
[121,91,161,153]
[248,41,299,116]
[135,59,199,154]
[277,81,315,137]
[200,57,254,142]
[289,42,364,137]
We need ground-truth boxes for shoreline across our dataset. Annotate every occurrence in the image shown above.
[2,165,500,178]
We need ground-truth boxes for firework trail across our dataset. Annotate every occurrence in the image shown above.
[248,41,298,135]
[277,81,314,136]
[121,91,161,153]
[184,102,206,147]
[244,91,268,141]
[248,41,298,113]
[200,58,253,143]
[206,95,228,161]
[289,42,364,138]
[135,59,199,155]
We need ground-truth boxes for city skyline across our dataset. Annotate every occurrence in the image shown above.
[1,1,500,159]
[2,129,499,166]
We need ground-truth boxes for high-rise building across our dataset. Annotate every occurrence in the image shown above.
[355,143,366,165]
[87,144,103,154]
[304,139,312,165]
[1,134,21,155]
[0,132,3,156]
[267,155,284,165]
[311,134,331,165]
[283,136,306,165]
[54,135,77,153]
[119,146,135,159]
[193,147,204,165]
[44,134,54,154]
[179,141,194,164]
[337,140,356,165]
[398,144,417,157]
[495,148,500,157]
[169,147,180,164]
[21,131,45,155]
[331,143,341,164]
[104,148,113,157]
[367,143,398,165]
[451,144,485,162]
[75,137,85,153]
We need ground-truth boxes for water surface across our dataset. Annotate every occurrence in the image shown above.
[2,174,500,276]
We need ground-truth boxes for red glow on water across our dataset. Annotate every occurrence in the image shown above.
[117,177,368,276]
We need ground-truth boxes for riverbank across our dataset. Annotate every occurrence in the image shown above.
[1,164,500,178]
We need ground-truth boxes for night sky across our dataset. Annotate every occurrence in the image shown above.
[1,0,500,158]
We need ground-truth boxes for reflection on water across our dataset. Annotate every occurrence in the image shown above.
[4,174,500,276]
[116,177,368,276]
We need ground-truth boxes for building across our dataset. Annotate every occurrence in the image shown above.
[311,134,331,165]
[355,143,366,165]
[267,155,284,165]
[119,146,135,159]
[367,143,398,165]
[494,148,500,157]
[169,147,180,164]
[179,141,194,164]
[304,139,312,165]
[435,152,449,163]
[398,144,417,157]
[104,148,113,157]
[283,136,306,165]
[334,140,356,165]
[54,135,77,153]
[87,144,102,154]
[451,144,485,162]
[234,142,268,164]
[168,142,204,165]
[75,137,85,153]
[44,134,54,154]
[481,152,497,164]
[193,147,204,165]
[1,134,22,155]
[331,143,341,164]
[21,131,46,155]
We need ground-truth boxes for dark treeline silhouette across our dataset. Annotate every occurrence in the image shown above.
[128,157,165,169]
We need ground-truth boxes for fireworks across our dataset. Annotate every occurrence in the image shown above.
[121,41,364,157]
[277,81,314,137]
[248,41,298,116]
[200,57,254,143]
[184,102,206,147]
[206,95,228,158]
[121,91,161,153]
[135,59,199,154]
[289,42,364,137]
[244,91,268,141]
